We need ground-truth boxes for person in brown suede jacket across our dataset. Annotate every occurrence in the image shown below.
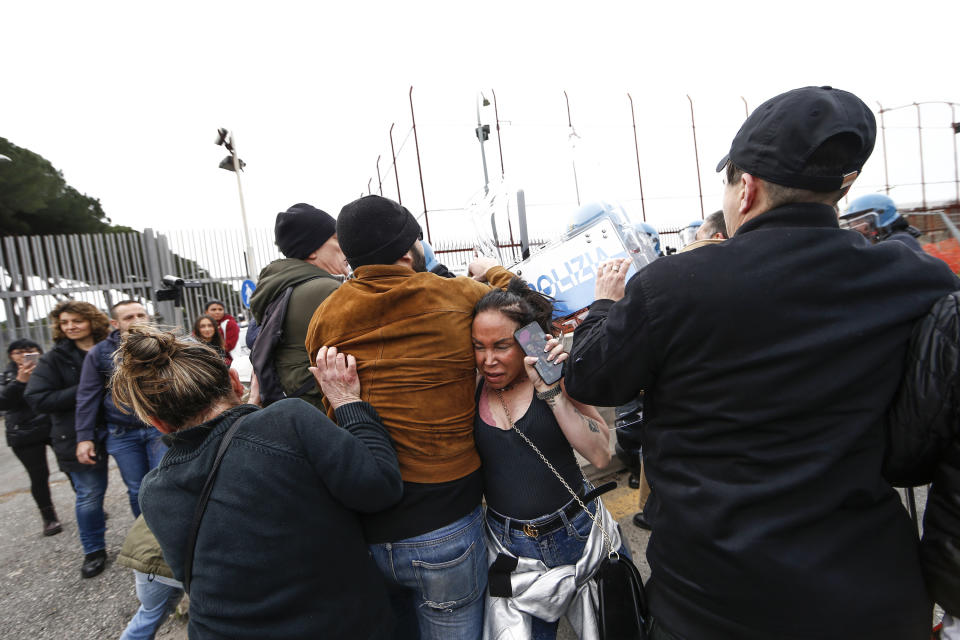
[305,195,511,640]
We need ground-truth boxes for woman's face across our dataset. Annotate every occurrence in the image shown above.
[472,310,526,390]
[197,318,216,340]
[58,312,92,343]
[205,304,225,322]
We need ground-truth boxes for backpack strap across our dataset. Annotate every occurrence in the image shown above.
[277,274,335,400]
[284,274,337,399]
[250,273,337,405]
[183,414,249,594]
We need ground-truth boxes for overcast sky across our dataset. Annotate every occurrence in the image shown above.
[4,1,959,247]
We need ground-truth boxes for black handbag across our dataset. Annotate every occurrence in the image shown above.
[494,388,649,640]
[596,551,649,639]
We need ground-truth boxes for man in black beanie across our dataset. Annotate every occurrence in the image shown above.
[306,195,510,639]
[249,203,348,410]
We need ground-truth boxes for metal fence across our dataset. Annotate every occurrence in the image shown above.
[1,231,155,352]
[0,228,562,354]
[12,214,947,356]
[0,227,281,354]
[433,238,553,273]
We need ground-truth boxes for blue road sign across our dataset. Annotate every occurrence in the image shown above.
[240,279,256,307]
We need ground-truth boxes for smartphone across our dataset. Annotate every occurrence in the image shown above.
[514,321,563,386]
[23,352,40,365]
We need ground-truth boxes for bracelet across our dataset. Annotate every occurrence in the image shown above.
[535,385,563,401]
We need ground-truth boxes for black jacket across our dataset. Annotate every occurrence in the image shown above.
[566,203,959,640]
[885,291,960,616]
[0,362,52,448]
[140,399,402,640]
[249,258,340,410]
[23,339,106,473]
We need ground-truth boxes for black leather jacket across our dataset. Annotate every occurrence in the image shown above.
[23,339,106,473]
[885,291,960,616]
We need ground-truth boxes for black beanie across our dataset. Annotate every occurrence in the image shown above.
[274,203,337,259]
[336,196,421,269]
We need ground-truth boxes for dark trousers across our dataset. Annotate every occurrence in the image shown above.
[11,443,53,513]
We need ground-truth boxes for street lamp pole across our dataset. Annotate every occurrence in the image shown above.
[215,128,257,281]
[476,93,491,195]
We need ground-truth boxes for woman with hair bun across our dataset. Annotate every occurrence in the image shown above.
[25,300,112,578]
[111,325,402,639]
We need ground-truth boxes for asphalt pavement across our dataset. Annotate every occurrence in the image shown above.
[0,439,188,640]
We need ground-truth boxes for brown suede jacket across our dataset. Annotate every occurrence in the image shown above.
[306,265,512,483]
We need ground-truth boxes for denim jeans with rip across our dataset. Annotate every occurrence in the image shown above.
[368,505,487,640]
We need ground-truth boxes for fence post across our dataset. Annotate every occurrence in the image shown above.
[627,93,647,222]
[143,228,177,327]
[517,189,530,260]
[389,123,402,204]
[1,237,19,345]
[877,102,890,195]
[915,103,927,209]
[687,94,705,219]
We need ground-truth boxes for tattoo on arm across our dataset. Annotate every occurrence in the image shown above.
[576,411,601,433]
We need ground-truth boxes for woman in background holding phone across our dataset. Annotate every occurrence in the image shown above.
[471,278,627,640]
[0,340,61,536]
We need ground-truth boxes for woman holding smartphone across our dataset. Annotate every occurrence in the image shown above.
[0,339,61,536]
[471,278,629,640]
[25,301,112,578]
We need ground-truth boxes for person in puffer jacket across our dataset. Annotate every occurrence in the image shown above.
[884,291,960,638]
[117,515,184,640]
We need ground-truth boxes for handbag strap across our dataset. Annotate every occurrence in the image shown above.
[494,388,619,559]
[183,414,248,594]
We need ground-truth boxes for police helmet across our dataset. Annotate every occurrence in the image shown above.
[635,222,662,256]
[844,193,899,229]
[421,239,439,272]
[678,220,703,247]
[567,201,625,234]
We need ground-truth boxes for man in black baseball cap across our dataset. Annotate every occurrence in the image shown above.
[565,86,959,639]
[715,85,876,235]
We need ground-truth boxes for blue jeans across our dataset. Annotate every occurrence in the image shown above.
[68,466,108,554]
[486,495,633,640]
[119,570,184,640]
[106,426,167,517]
[368,505,487,640]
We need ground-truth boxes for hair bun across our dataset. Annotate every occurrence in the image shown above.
[120,325,178,374]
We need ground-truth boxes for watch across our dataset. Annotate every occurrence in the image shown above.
[535,385,563,401]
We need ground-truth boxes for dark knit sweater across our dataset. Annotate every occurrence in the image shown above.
[140,399,402,640]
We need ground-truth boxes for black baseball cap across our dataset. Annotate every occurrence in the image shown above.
[715,86,876,192]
